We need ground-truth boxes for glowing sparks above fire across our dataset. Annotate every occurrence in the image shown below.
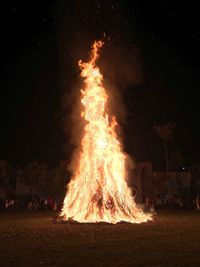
[60,41,152,223]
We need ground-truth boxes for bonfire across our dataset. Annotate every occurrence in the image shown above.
[60,40,152,224]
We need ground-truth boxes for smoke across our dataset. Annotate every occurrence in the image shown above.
[55,0,143,174]
[100,40,142,183]
[100,40,143,123]
[62,40,142,178]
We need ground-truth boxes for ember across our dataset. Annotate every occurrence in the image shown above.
[60,41,152,223]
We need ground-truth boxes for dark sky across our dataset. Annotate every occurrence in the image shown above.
[2,0,200,170]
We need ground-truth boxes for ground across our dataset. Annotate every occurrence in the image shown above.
[0,209,200,267]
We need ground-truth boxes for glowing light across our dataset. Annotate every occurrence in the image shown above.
[60,40,152,224]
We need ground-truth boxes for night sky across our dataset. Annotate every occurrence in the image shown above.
[2,1,200,170]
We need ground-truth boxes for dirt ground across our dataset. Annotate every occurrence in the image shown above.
[0,209,200,267]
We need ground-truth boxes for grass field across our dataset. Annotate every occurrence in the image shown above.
[0,209,200,267]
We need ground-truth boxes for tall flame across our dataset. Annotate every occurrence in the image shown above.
[60,41,152,223]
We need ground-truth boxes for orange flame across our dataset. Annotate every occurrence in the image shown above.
[60,41,152,223]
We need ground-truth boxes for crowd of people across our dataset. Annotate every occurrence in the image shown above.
[143,194,200,212]
[1,194,200,212]
[0,195,61,212]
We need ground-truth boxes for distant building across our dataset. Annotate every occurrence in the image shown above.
[153,171,191,200]
[131,162,154,202]
[0,160,195,204]
[0,160,16,197]
[189,164,200,196]
[131,162,192,203]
